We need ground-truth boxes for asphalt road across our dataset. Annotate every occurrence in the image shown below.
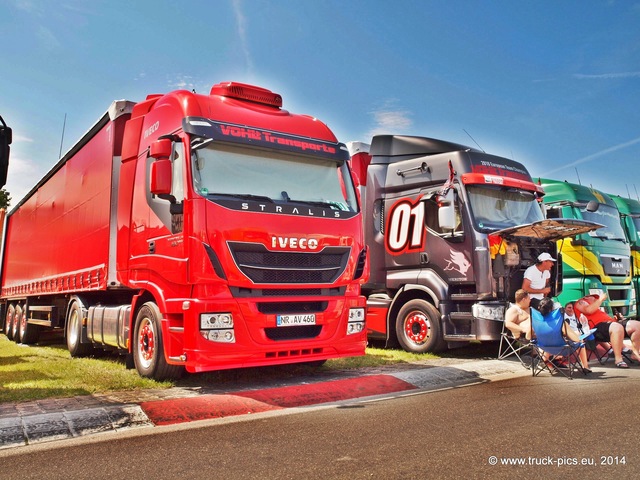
[1,364,638,479]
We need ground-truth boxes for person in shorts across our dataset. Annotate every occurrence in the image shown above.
[574,293,640,368]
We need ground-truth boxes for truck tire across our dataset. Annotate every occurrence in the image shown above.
[395,299,444,354]
[5,304,15,340]
[11,304,22,342]
[66,301,93,357]
[133,302,183,380]
[17,304,40,344]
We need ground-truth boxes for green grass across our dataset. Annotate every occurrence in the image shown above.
[0,336,171,403]
[327,346,440,369]
[0,335,444,404]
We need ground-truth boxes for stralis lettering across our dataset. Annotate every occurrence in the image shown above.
[241,202,343,218]
[271,236,319,250]
[220,125,336,154]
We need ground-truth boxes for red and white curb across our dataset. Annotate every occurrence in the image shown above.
[0,360,528,449]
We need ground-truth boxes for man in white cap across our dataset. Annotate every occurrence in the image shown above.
[522,252,556,309]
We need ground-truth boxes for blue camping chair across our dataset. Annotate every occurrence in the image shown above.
[530,307,592,379]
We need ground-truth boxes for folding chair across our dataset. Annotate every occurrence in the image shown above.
[498,317,532,369]
[582,319,635,366]
[530,307,590,379]
[585,338,634,365]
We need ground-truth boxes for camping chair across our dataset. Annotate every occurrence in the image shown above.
[498,315,532,369]
[530,307,590,379]
[585,337,634,365]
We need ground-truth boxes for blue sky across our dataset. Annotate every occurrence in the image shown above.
[1,0,639,205]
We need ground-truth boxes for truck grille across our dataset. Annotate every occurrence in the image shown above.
[228,242,350,284]
[258,301,328,314]
[265,325,322,340]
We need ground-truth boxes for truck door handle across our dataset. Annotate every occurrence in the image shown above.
[149,241,156,254]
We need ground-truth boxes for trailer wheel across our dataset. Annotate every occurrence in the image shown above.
[66,301,93,357]
[133,302,183,380]
[18,304,40,344]
[395,299,444,354]
[11,304,22,342]
[5,304,15,340]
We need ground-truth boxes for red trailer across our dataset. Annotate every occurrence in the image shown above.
[1,82,367,379]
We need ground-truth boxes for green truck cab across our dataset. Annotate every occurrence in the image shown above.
[540,178,635,317]
[610,194,640,318]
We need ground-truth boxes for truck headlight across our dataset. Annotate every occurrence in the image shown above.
[472,304,504,321]
[347,308,365,335]
[200,313,233,329]
[200,313,235,343]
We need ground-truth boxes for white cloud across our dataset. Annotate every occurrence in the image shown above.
[573,72,640,79]
[12,134,34,144]
[36,25,61,51]
[365,104,413,139]
[167,74,211,94]
[13,0,44,15]
[4,155,44,206]
[547,136,640,175]
[232,0,254,73]
[168,74,196,90]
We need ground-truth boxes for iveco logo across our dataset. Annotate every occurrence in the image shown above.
[271,236,319,250]
[144,121,160,139]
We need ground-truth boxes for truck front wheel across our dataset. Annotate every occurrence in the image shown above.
[133,302,183,380]
[395,299,444,354]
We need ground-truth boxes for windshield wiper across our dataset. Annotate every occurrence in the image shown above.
[280,190,338,209]
[286,198,339,209]
[207,192,274,203]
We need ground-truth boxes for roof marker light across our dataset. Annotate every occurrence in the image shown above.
[210,82,283,108]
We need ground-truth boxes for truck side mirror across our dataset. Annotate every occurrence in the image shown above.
[0,116,12,188]
[150,138,172,160]
[586,200,599,212]
[150,159,172,196]
[438,189,456,231]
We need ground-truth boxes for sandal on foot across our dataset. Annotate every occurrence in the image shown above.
[616,361,629,368]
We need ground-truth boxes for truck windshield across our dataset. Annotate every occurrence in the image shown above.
[581,204,627,241]
[631,217,640,242]
[190,142,358,212]
[467,185,544,232]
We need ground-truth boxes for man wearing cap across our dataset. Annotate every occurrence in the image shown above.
[522,252,556,309]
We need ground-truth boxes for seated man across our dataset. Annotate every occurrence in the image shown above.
[574,293,640,368]
[504,289,532,341]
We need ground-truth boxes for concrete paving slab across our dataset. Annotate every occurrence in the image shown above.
[0,417,25,449]
[23,412,73,444]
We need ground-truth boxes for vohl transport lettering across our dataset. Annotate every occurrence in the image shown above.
[220,124,337,154]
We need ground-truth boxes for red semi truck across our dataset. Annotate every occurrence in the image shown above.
[0,82,367,379]
[349,135,595,353]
